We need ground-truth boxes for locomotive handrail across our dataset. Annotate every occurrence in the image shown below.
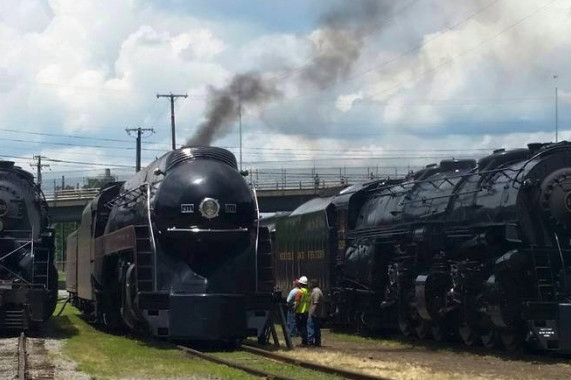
[166,227,249,233]
[105,184,146,209]
[514,142,571,183]
[369,167,522,194]
[252,185,260,293]
[0,263,32,285]
[398,188,485,206]
[0,241,31,262]
[145,182,158,292]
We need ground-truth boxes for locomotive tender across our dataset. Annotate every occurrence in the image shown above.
[0,161,57,330]
[66,146,273,341]
[273,142,571,352]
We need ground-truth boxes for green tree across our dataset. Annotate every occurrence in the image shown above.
[83,169,116,189]
[53,221,78,272]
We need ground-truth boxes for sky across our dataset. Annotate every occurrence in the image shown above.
[0,0,570,191]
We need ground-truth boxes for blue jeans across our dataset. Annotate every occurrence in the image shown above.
[308,315,321,346]
[287,309,297,337]
[295,313,308,345]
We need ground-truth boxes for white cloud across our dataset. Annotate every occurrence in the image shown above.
[0,0,570,180]
[336,91,363,112]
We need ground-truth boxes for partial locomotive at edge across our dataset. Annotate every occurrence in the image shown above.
[0,161,58,330]
[65,146,274,342]
[271,141,571,353]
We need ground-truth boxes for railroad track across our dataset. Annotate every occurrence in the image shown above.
[178,343,392,380]
[0,332,54,380]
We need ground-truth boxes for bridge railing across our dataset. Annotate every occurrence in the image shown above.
[250,179,351,191]
[45,188,100,202]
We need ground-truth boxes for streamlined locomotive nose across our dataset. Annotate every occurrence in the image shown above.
[151,155,256,271]
[540,168,571,231]
[153,157,256,232]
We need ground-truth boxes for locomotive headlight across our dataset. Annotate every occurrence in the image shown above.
[199,198,220,219]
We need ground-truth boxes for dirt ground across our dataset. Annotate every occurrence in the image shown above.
[281,330,571,380]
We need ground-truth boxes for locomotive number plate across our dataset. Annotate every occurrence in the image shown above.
[180,204,194,213]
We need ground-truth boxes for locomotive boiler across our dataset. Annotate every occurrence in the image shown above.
[66,146,274,342]
[0,161,58,330]
[273,141,571,353]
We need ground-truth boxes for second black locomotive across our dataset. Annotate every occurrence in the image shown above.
[272,142,571,353]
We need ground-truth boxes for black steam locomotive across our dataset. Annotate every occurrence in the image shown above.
[66,146,274,342]
[0,161,58,330]
[273,142,571,353]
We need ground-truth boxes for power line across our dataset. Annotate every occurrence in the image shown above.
[278,0,500,104]
[0,136,170,152]
[367,0,560,98]
[243,154,483,165]
[274,0,421,82]
[0,127,135,143]
[42,157,136,169]
[326,0,500,92]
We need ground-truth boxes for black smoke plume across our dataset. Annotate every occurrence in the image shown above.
[301,0,391,88]
[186,73,280,146]
[187,0,394,146]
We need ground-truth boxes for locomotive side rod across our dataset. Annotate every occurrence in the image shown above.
[18,332,27,380]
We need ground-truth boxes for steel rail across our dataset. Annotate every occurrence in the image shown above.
[240,343,392,380]
[178,345,298,380]
[18,332,26,380]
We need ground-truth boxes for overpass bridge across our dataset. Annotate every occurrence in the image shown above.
[46,186,344,223]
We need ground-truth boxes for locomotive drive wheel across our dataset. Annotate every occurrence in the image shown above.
[480,328,500,349]
[352,311,371,337]
[415,320,431,340]
[398,315,415,337]
[431,323,446,342]
[458,323,477,346]
[500,329,523,352]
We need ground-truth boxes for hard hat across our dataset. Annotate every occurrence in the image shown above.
[298,276,308,285]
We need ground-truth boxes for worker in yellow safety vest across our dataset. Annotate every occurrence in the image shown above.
[294,276,311,346]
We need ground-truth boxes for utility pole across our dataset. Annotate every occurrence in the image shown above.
[31,155,49,189]
[126,127,155,172]
[554,75,559,143]
[238,92,242,171]
[156,93,188,150]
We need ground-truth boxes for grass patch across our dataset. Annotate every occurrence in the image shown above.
[57,271,66,282]
[48,303,258,380]
[213,351,343,380]
[328,331,412,347]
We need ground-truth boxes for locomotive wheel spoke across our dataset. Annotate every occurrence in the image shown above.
[399,318,413,338]
[458,323,477,346]
[480,328,500,349]
[431,323,446,342]
[415,319,431,340]
[398,317,414,337]
[500,329,523,352]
